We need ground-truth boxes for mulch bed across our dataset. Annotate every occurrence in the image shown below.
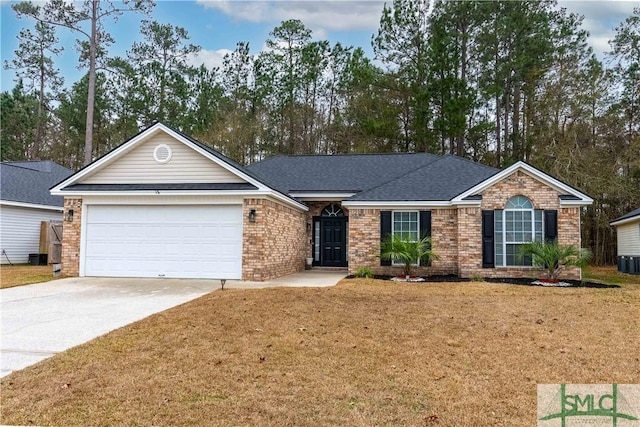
[347,274,619,288]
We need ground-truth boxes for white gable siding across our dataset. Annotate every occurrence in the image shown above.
[617,220,640,256]
[81,133,245,184]
[0,205,62,264]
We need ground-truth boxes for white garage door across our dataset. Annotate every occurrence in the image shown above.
[84,205,243,279]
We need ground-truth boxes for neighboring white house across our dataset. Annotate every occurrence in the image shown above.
[0,161,73,265]
[610,207,640,275]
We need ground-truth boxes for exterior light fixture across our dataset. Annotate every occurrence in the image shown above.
[248,209,256,223]
[65,209,74,222]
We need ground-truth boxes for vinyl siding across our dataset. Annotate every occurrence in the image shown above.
[0,205,63,264]
[81,133,245,184]
[617,220,640,256]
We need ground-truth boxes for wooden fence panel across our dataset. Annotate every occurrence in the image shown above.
[39,220,63,264]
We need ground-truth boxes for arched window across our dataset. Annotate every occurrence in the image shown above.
[495,196,543,266]
[321,204,344,217]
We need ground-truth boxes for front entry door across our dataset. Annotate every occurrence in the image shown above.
[320,217,347,267]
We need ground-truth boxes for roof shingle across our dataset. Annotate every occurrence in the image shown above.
[1,161,74,207]
[247,153,441,193]
[248,153,498,201]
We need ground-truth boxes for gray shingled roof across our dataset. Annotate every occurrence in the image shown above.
[1,161,74,207]
[246,153,441,193]
[612,207,640,223]
[348,155,499,201]
[247,154,498,201]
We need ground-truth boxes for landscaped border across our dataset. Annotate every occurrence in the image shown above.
[346,274,620,288]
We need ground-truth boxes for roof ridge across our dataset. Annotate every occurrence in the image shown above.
[441,154,499,172]
[347,158,444,199]
[251,152,440,162]
[612,207,640,222]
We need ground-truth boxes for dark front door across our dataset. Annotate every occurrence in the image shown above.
[320,217,347,267]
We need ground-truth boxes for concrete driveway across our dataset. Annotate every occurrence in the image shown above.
[0,271,345,377]
[1,277,218,377]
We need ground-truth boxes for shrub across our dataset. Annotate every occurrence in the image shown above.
[380,234,438,277]
[354,267,374,279]
[519,240,592,281]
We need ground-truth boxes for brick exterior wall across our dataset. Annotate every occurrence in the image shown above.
[347,208,454,276]
[431,208,458,275]
[242,198,308,281]
[348,208,380,273]
[61,198,82,277]
[459,171,581,280]
[346,170,583,280]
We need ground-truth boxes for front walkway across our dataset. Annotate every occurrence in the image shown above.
[227,269,347,289]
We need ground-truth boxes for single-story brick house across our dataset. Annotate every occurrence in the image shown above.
[610,207,640,274]
[51,122,593,281]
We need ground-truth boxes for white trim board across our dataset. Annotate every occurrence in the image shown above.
[0,200,63,211]
[611,215,640,227]
[452,161,593,206]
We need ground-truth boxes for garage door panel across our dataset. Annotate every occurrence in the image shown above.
[84,205,243,279]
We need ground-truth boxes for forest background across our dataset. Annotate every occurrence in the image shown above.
[1,0,638,265]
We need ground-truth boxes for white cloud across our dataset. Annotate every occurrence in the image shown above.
[194,1,637,61]
[196,1,385,32]
[559,0,637,58]
[186,48,233,70]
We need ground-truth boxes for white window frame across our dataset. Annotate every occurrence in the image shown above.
[495,196,543,267]
[391,210,420,266]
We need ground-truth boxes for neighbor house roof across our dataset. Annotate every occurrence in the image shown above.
[611,207,640,227]
[1,161,74,209]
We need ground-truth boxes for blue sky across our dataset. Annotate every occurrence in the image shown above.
[1,0,637,93]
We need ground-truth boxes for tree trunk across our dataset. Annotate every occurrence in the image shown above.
[512,80,521,160]
[34,59,45,159]
[495,94,501,168]
[83,0,98,166]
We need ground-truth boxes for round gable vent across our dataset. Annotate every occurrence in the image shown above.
[153,144,172,163]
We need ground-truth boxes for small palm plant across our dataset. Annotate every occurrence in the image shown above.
[380,234,438,278]
[519,240,592,281]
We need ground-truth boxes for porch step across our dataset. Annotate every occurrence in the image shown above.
[311,267,348,272]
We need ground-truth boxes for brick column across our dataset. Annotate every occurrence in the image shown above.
[61,198,82,277]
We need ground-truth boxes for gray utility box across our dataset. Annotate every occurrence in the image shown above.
[28,253,48,266]
[617,256,640,275]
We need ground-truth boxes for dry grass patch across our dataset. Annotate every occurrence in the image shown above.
[584,265,640,287]
[1,280,638,426]
[0,265,53,289]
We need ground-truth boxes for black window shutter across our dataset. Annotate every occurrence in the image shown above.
[380,211,392,266]
[482,210,495,268]
[419,211,432,266]
[544,210,558,243]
